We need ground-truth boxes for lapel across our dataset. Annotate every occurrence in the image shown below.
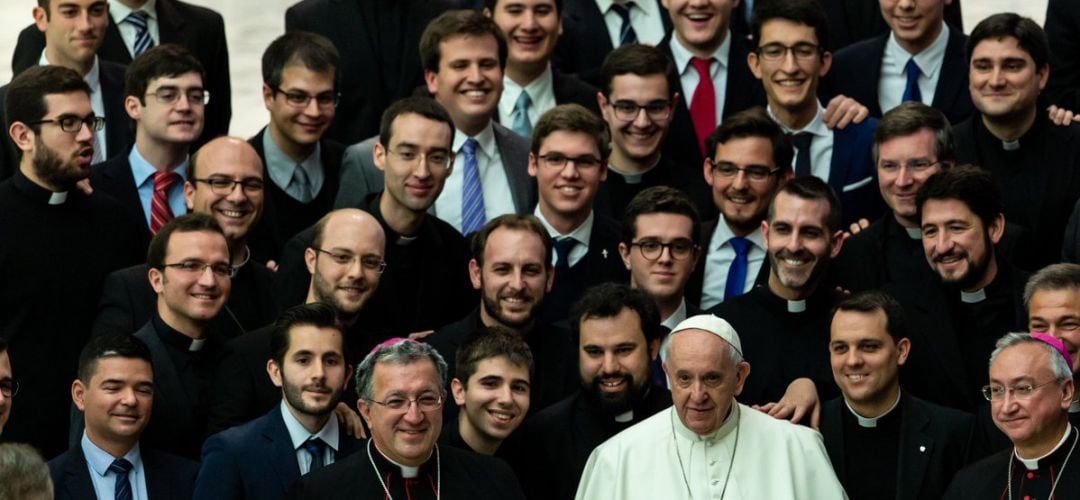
[135,323,195,418]
[863,35,889,117]
[100,61,134,159]
[249,127,282,237]
[101,18,133,63]
[657,37,705,169]
[156,0,186,45]
[828,126,854,189]
[60,447,97,500]
[102,154,149,225]
[260,409,303,495]
[930,29,970,119]
[723,34,765,117]
[143,450,177,500]
[896,396,933,500]
[573,0,614,54]
[492,122,535,213]
[821,399,846,483]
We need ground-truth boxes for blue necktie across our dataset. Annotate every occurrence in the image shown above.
[609,3,638,46]
[902,58,923,103]
[790,132,813,178]
[555,237,578,271]
[302,438,326,472]
[124,11,154,57]
[108,458,134,500]
[461,138,486,234]
[725,237,751,300]
[511,91,533,137]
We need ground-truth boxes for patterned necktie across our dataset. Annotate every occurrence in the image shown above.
[289,165,314,203]
[150,171,180,234]
[789,132,813,178]
[512,91,533,137]
[124,10,155,57]
[609,2,638,46]
[689,57,716,156]
[302,438,326,472]
[108,458,134,500]
[461,138,486,234]
[555,237,578,271]
[725,237,751,300]
[902,58,923,103]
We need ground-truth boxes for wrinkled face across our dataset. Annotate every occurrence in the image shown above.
[969,36,1048,123]
[305,214,386,319]
[529,130,607,221]
[749,19,831,115]
[488,0,562,68]
[620,213,698,305]
[599,73,675,166]
[579,308,655,415]
[263,65,336,149]
[425,35,503,129]
[35,0,108,69]
[662,0,737,54]
[0,350,12,435]
[151,230,232,327]
[129,72,206,146]
[27,92,97,190]
[73,357,154,446]
[876,128,943,226]
[1028,288,1080,375]
[704,136,784,235]
[452,356,531,443]
[470,227,554,329]
[270,325,350,418]
[879,0,950,53]
[829,309,909,408]
[375,113,454,213]
[920,198,999,289]
[185,142,265,243]
[664,329,748,435]
[359,360,444,467]
[763,191,840,293]
[990,343,1073,451]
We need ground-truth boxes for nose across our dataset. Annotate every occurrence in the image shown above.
[495,384,514,405]
[780,48,800,72]
[988,66,1007,87]
[226,180,247,201]
[896,0,915,10]
[656,244,675,264]
[403,400,426,424]
[730,169,749,190]
[844,349,863,369]
[302,95,323,117]
[522,9,539,29]
[601,352,619,375]
[632,106,652,128]
[310,359,327,381]
[507,268,527,290]
[76,119,96,143]
[559,161,581,179]
[197,265,219,286]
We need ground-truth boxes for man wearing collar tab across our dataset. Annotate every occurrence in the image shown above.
[575,314,844,499]
[1026,263,1080,429]
[946,332,1080,499]
[821,290,975,500]
[288,338,526,499]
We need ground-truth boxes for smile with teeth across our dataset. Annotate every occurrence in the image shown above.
[725,194,753,204]
[192,293,217,300]
[218,209,247,218]
[845,374,868,381]
[488,409,516,423]
[557,185,583,195]
[687,13,713,22]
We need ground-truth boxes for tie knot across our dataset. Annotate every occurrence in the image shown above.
[555,237,578,264]
[125,10,150,27]
[108,458,133,475]
[905,58,921,77]
[729,237,751,255]
[514,91,532,111]
[462,138,478,156]
[610,2,634,19]
[302,438,324,456]
[691,57,713,76]
[789,131,813,148]
[153,171,180,193]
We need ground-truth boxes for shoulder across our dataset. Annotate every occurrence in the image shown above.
[167,0,225,23]
[492,123,530,152]
[833,34,888,63]
[526,392,578,431]
[909,396,974,429]
[99,60,128,84]
[144,447,199,476]
[343,137,378,162]
[834,116,878,143]
[596,408,672,453]
[48,448,82,477]
[950,448,1010,486]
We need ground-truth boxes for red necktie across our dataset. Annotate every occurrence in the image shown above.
[689,57,716,156]
[150,171,180,234]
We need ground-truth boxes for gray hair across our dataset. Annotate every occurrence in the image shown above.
[0,443,53,500]
[355,340,449,400]
[989,332,1072,382]
[1023,263,1080,307]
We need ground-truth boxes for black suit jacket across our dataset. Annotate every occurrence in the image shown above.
[87,152,154,250]
[552,70,602,114]
[821,394,974,500]
[542,213,630,325]
[554,0,672,83]
[685,219,770,308]
[49,444,197,500]
[1045,0,1080,110]
[12,0,232,144]
[819,0,964,51]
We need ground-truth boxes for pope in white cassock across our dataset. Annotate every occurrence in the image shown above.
[575,314,847,499]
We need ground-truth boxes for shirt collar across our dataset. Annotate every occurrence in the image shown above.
[109,0,158,24]
[595,0,658,17]
[129,145,189,187]
[81,431,142,475]
[960,288,987,304]
[452,122,497,161]
[886,23,950,79]
[12,169,71,204]
[844,391,901,428]
[670,28,731,75]
[661,299,688,330]
[501,64,554,114]
[40,51,101,88]
[533,204,594,245]
[714,215,766,252]
[279,400,341,452]
[905,227,922,240]
[263,128,323,186]
[152,312,205,350]
[767,102,830,138]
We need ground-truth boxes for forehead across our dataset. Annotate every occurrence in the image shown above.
[440,34,500,62]
[371,359,440,392]
[470,356,530,382]
[991,343,1053,380]
[147,71,204,90]
[389,113,453,149]
[196,145,263,178]
[42,91,92,118]
[1030,288,1080,316]
[830,309,890,342]
[90,356,154,383]
[921,198,977,223]
[165,229,229,258]
[668,329,730,369]
[286,325,345,356]
[759,18,819,44]
[51,0,106,10]
[878,128,938,159]
[496,0,558,10]
[539,130,600,155]
[483,227,547,264]
[771,191,830,226]
[0,350,10,376]
[972,36,1035,62]
[280,64,335,88]
[633,212,694,239]
[322,215,385,254]
[713,135,776,166]
[580,307,646,345]
[609,73,670,99]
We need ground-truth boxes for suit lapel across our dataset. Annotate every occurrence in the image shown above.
[103,156,150,230]
[865,36,889,117]
[931,29,969,118]
[261,409,303,494]
[62,447,98,500]
[492,123,535,213]
[896,397,933,500]
[156,0,186,45]
[102,19,133,63]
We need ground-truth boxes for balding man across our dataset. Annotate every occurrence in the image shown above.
[575,315,845,499]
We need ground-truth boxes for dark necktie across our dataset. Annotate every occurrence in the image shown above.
[609,2,638,46]
[461,138,486,234]
[689,57,716,156]
[302,438,326,472]
[789,132,813,178]
[124,10,154,57]
[555,237,578,271]
[903,58,923,103]
[150,171,180,234]
[725,237,751,300]
[108,458,134,500]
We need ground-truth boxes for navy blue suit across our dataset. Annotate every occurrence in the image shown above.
[827,117,886,225]
[49,445,197,500]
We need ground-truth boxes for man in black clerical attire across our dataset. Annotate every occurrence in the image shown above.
[272,97,475,335]
[709,176,845,425]
[1027,264,1080,428]
[953,13,1080,270]
[821,291,974,500]
[0,66,142,457]
[512,283,671,500]
[945,333,1080,499]
[206,208,387,434]
[288,339,526,499]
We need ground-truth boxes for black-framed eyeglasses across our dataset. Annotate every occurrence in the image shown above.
[630,238,698,261]
[608,100,673,121]
[27,114,105,133]
[193,177,265,195]
[146,87,210,105]
[707,159,782,182]
[982,380,1060,401]
[538,153,603,170]
[386,148,453,170]
[0,379,18,398]
[163,260,235,278]
[311,247,387,273]
[878,159,943,173]
[756,42,823,61]
[366,393,443,412]
[272,87,340,108]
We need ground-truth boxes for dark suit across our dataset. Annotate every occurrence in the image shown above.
[1045,0,1080,111]
[685,219,770,308]
[195,406,362,499]
[552,70,602,114]
[49,444,197,500]
[554,0,672,83]
[1065,197,1080,263]
[594,155,716,223]
[818,0,964,51]
[87,152,157,250]
[12,0,231,144]
[542,213,630,325]
[826,117,886,225]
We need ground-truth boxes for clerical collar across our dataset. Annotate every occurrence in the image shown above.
[904,227,922,240]
[152,313,205,352]
[234,245,252,269]
[12,169,73,205]
[960,288,987,304]
[608,157,660,185]
[844,392,901,428]
[614,410,634,423]
[1001,139,1021,151]
[1015,424,1074,470]
[787,299,807,313]
[396,234,418,245]
[372,442,432,479]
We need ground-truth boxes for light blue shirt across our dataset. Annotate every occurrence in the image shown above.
[279,401,341,475]
[81,432,149,500]
[130,146,188,228]
[263,130,325,202]
[700,217,766,310]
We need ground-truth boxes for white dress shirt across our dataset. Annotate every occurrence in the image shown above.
[434,123,516,232]
[110,0,161,57]
[499,65,558,130]
[660,299,688,330]
[700,217,766,309]
[596,0,667,48]
[879,23,950,113]
[670,31,731,125]
[767,103,833,182]
[280,401,342,475]
[39,52,108,162]
[535,206,594,268]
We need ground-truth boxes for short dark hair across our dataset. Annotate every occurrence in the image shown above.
[834,290,909,342]
[455,326,534,383]
[77,332,154,384]
[915,165,1003,230]
[966,13,1050,70]
[262,31,340,90]
[621,186,701,245]
[531,104,610,158]
[873,101,956,165]
[570,283,662,345]
[124,44,205,106]
[706,107,794,173]
[5,66,91,133]
[378,97,455,148]
[1024,263,1080,308]
[470,214,554,270]
[483,0,563,14]
[419,10,508,73]
[270,302,344,368]
[751,0,830,54]
[146,213,228,270]
[769,175,842,233]
[599,44,679,100]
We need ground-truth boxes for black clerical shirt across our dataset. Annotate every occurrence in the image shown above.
[946,426,1080,499]
[841,400,902,500]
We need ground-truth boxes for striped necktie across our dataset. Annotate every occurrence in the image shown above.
[461,138,486,234]
[124,10,155,57]
[150,171,180,234]
[108,458,134,500]
[609,2,638,46]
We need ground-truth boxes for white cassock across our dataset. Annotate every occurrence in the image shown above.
[575,403,848,500]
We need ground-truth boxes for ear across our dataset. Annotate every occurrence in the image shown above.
[262,83,274,110]
[148,267,165,294]
[598,160,608,182]
[702,155,714,187]
[819,51,833,77]
[304,247,317,276]
[124,95,142,121]
[468,258,483,290]
[732,361,751,397]
[528,152,539,177]
[761,219,770,242]
[482,7,492,17]
[357,398,373,428]
[267,359,284,388]
[33,6,48,32]
[988,213,1005,245]
[1062,379,1076,410]
[424,70,439,96]
[183,181,195,211]
[373,141,387,172]
[895,337,912,366]
[451,378,467,406]
[829,228,845,258]
[544,266,555,293]
[72,379,87,411]
[1038,64,1050,91]
[670,92,681,112]
[618,241,632,270]
[9,122,35,153]
[748,51,763,80]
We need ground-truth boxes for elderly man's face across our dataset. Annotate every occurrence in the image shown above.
[358,359,444,467]
[989,342,1074,454]
[664,329,748,435]
[1029,288,1080,375]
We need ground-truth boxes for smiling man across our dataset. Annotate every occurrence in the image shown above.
[1026,263,1080,427]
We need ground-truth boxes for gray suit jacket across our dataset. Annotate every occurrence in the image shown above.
[334,122,536,217]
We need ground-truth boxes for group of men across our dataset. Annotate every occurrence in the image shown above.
[2,0,1080,498]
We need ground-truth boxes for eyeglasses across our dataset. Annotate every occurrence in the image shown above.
[272,87,340,108]
[982,380,1060,401]
[0,379,18,397]
[757,42,823,61]
[537,153,603,170]
[608,100,673,121]
[163,260,235,278]
[878,159,942,173]
[386,148,453,170]
[146,88,210,105]
[630,238,698,261]
[366,394,443,412]
[312,247,387,273]
[193,177,265,195]
[27,114,105,133]
[707,159,782,182]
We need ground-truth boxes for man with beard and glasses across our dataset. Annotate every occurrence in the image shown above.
[427,214,577,416]
[512,283,671,500]
[195,303,362,499]
[709,175,845,427]
[0,65,142,457]
[206,209,386,434]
